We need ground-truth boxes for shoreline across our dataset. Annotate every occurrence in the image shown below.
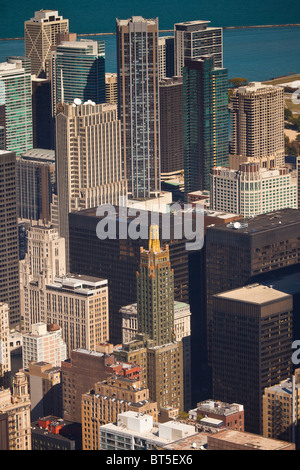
[1,23,300,41]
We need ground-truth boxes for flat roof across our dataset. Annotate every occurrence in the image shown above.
[209,429,294,450]
[214,284,291,305]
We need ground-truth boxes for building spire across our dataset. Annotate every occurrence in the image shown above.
[149,225,160,252]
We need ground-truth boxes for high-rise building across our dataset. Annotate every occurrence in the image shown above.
[159,76,184,177]
[24,362,63,422]
[230,82,285,168]
[0,304,11,389]
[183,56,229,194]
[174,20,223,76]
[205,208,300,366]
[210,163,297,217]
[105,73,118,105]
[32,77,52,149]
[158,36,174,80]
[31,416,82,450]
[194,400,245,432]
[51,39,105,117]
[56,101,127,269]
[69,207,191,345]
[45,275,109,354]
[19,222,66,333]
[17,148,55,223]
[0,150,20,327]
[116,16,160,199]
[0,58,32,156]
[137,226,175,346]
[81,376,158,450]
[263,370,300,446]
[0,372,31,450]
[212,284,293,434]
[22,323,67,370]
[24,10,69,78]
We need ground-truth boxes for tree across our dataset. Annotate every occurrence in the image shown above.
[228,77,248,89]
[284,107,293,122]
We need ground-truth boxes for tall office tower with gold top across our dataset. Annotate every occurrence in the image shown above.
[137,226,175,347]
[183,55,228,195]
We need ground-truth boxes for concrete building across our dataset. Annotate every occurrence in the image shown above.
[81,376,158,450]
[183,56,228,194]
[45,275,109,354]
[56,101,127,269]
[17,148,55,223]
[22,323,67,370]
[212,284,293,434]
[19,222,66,333]
[0,58,32,157]
[210,163,297,217]
[0,150,20,327]
[230,82,285,168]
[207,429,295,450]
[159,76,184,177]
[0,372,31,450]
[31,416,82,450]
[117,16,160,199]
[105,73,118,105]
[24,361,62,421]
[191,400,245,432]
[263,369,300,446]
[100,411,197,450]
[174,20,223,76]
[0,304,11,389]
[24,10,69,78]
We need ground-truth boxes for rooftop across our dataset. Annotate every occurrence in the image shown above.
[208,429,295,450]
[214,284,291,305]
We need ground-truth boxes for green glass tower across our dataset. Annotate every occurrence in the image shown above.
[136,226,175,347]
[51,39,105,116]
[183,55,228,195]
[0,57,33,156]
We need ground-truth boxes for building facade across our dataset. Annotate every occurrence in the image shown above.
[230,82,285,167]
[51,39,105,116]
[0,58,32,156]
[56,101,127,269]
[210,163,297,217]
[212,284,293,434]
[183,56,228,194]
[0,304,11,389]
[117,16,160,199]
[174,20,223,76]
[45,275,109,354]
[24,10,69,78]
[0,150,20,327]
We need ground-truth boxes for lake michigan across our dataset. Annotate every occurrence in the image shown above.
[0,0,299,82]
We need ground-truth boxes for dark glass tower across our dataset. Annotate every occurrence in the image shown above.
[183,56,229,195]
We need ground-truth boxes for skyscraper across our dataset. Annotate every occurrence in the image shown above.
[174,20,223,76]
[56,101,127,268]
[0,57,32,157]
[0,150,20,327]
[116,16,160,199]
[230,82,285,168]
[158,36,174,81]
[159,76,184,176]
[212,284,293,434]
[137,226,175,346]
[51,39,105,117]
[24,10,69,78]
[183,56,229,194]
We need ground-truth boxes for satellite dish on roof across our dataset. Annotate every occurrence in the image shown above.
[74,98,82,106]
[233,222,241,229]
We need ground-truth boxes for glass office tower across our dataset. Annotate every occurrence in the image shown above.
[183,56,228,195]
[0,57,32,156]
[51,39,105,116]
